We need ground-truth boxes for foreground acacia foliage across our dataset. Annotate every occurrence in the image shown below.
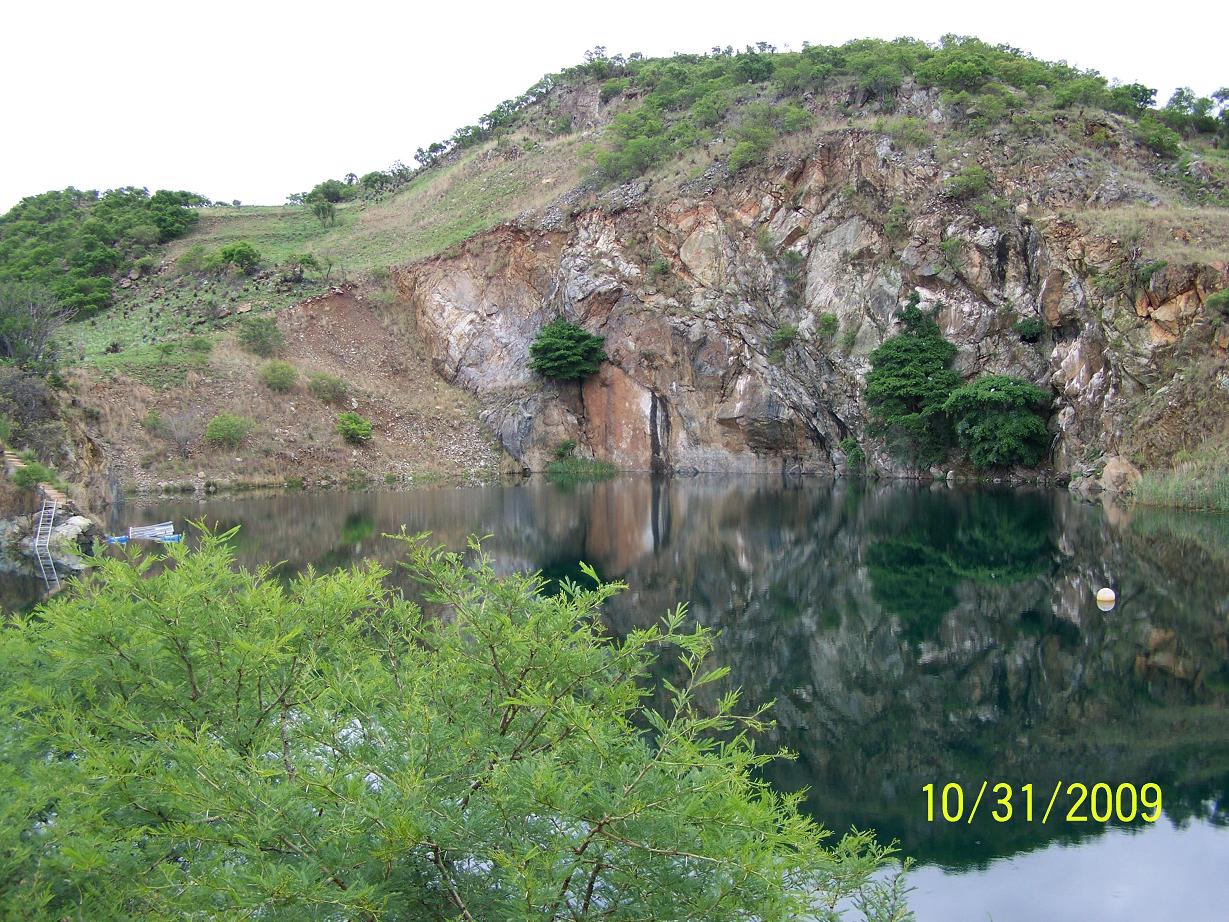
[0,532,910,921]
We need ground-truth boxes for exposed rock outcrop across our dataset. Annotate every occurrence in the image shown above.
[396,129,1229,477]
[1100,456,1143,494]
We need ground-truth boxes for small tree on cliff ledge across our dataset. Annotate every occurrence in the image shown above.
[529,318,608,380]
[943,375,1052,468]
[865,295,960,464]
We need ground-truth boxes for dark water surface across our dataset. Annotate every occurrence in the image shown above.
[21,478,1229,919]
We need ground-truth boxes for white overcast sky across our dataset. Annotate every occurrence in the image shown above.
[2,0,1222,212]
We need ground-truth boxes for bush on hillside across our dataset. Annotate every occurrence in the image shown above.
[942,375,1052,468]
[648,257,671,279]
[839,436,867,471]
[0,186,204,316]
[727,103,812,173]
[126,223,161,246]
[236,316,283,358]
[779,104,814,133]
[944,164,989,200]
[281,253,321,282]
[772,53,835,95]
[771,324,799,349]
[939,237,965,271]
[0,281,74,373]
[160,409,201,460]
[204,412,253,448]
[727,141,764,173]
[306,179,356,204]
[12,460,59,491]
[0,370,60,459]
[359,170,392,190]
[307,372,349,403]
[1207,288,1229,317]
[177,244,208,273]
[528,319,607,380]
[689,94,722,129]
[1107,83,1157,116]
[336,411,373,444]
[1133,115,1182,158]
[311,200,336,227]
[594,108,672,181]
[883,202,910,240]
[259,360,297,392]
[206,241,261,275]
[288,253,321,271]
[600,77,630,102]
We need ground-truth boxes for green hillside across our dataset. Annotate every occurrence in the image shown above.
[2,35,1228,499]
[5,36,1226,358]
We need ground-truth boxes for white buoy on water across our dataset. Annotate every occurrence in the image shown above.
[1096,587,1116,612]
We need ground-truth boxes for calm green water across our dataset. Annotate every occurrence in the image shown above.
[22,478,1229,919]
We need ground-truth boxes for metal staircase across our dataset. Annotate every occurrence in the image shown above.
[34,497,57,550]
[6,452,68,595]
[33,497,61,592]
[35,546,60,592]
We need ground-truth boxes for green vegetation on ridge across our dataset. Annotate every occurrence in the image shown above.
[557,38,1228,183]
[0,187,206,315]
[161,135,586,275]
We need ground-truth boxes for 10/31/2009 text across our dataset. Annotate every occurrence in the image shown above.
[923,782,1163,824]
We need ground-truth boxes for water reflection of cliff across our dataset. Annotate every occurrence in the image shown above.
[118,478,1229,868]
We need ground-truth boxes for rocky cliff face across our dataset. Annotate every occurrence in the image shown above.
[396,106,1229,478]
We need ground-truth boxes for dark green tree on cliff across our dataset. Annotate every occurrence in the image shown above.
[943,375,1052,468]
[529,318,608,380]
[865,295,960,464]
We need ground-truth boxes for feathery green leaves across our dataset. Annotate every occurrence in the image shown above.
[0,529,910,921]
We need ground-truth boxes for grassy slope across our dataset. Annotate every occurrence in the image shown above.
[1134,446,1229,513]
[1075,203,1229,266]
[66,277,309,366]
[57,127,591,490]
[66,131,586,386]
[57,133,592,488]
[165,132,586,271]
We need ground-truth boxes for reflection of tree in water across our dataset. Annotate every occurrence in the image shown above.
[753,488,1229,867]
[591,483,1229,868]
[865,490,1054,641]
[339,511,376,546]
